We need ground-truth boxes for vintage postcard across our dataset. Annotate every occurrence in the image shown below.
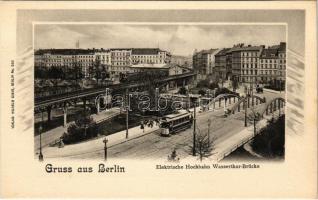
[0,1,317,198]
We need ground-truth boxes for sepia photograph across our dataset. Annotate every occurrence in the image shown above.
[34,23,287,161]
[0,2,316,198]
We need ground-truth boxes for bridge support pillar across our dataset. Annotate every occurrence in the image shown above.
[270,103,273,113]
[213,101,215,109]
[273,100,276,111]
[63,106,67,128]
[256,99,258,105]
[252,97,254,106]
[229,97,231,104]
[166,84,169,91]
[234,97,236,103]
[247,97,250,108]
[278,100,281,116]
[183,79,186,87]
[46,106,52,122]
[96,100,100,115]
[219,99,221,108]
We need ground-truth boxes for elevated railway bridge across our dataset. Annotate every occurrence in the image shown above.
[34,72,196,125]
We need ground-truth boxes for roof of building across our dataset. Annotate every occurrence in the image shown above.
[109,48,132,51]
[196,48,219,55]
[260,48,278,58]
[35,49,96,55]
[278,42,286,52]
[215,48,231,56]
[260,43,286,58]
[228,45,263,52]
[132,48,163,55]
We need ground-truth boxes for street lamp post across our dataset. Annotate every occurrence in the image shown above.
[38,111,44,161]
[125,89,130,139]
[187,93,190,111]
[105,88,109,110]
[155,87,159,111]
[207,119,211,143]
[103,138,108,161]
[126,105,129,139]
[191,97,197,156]
[206,89,209,110]
[244,86,247,127]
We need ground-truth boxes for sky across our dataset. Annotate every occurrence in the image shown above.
[34,24,286,56]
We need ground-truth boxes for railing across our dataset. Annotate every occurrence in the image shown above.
[35,72,196,107]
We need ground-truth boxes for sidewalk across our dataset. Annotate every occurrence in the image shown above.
[210,110,281,161]
[41,123,160,158]
[34,107,121,150]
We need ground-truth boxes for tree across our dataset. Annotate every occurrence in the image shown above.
[190,133,215,161]
[247,106,262,136]
[251,115,285,158]
[209,81,219,90]
[168,148,180,162]
[231,78,239,92]
[61,108,98,144]
[197,79,209,88]
[73,61,83,83]
[178,87,188,95]
[198,89,206,96]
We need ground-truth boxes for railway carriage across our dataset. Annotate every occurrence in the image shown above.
[160,110,193,136]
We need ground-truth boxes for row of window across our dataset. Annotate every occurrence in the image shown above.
[111,52,131,56]
[259,71,284,76]
[241,70,258,75]
[260,59,286,64]
[241,52,258,57]
[241,77,284,82]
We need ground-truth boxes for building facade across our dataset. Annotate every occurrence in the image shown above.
[170,55,193,68]
[35,48,171,81]
[192,49,220,80]
[195,42,286,85]
[214,48,230,81]
[258,42,286,83]
[131,48,171,65]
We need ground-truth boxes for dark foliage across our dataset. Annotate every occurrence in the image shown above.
[264,79,285,91]
[189,133,215,161]
[251,115,285,158]
[198,89,206,96]
[178,87,188,95]
[61,109,98,144]
[208,82,219,90]
[197,79,209,88]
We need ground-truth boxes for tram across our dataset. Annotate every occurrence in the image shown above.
[160,110,193,136]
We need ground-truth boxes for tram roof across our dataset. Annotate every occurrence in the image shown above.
[163,110,192,119]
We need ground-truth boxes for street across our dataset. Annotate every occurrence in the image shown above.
[67,90,283,160]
